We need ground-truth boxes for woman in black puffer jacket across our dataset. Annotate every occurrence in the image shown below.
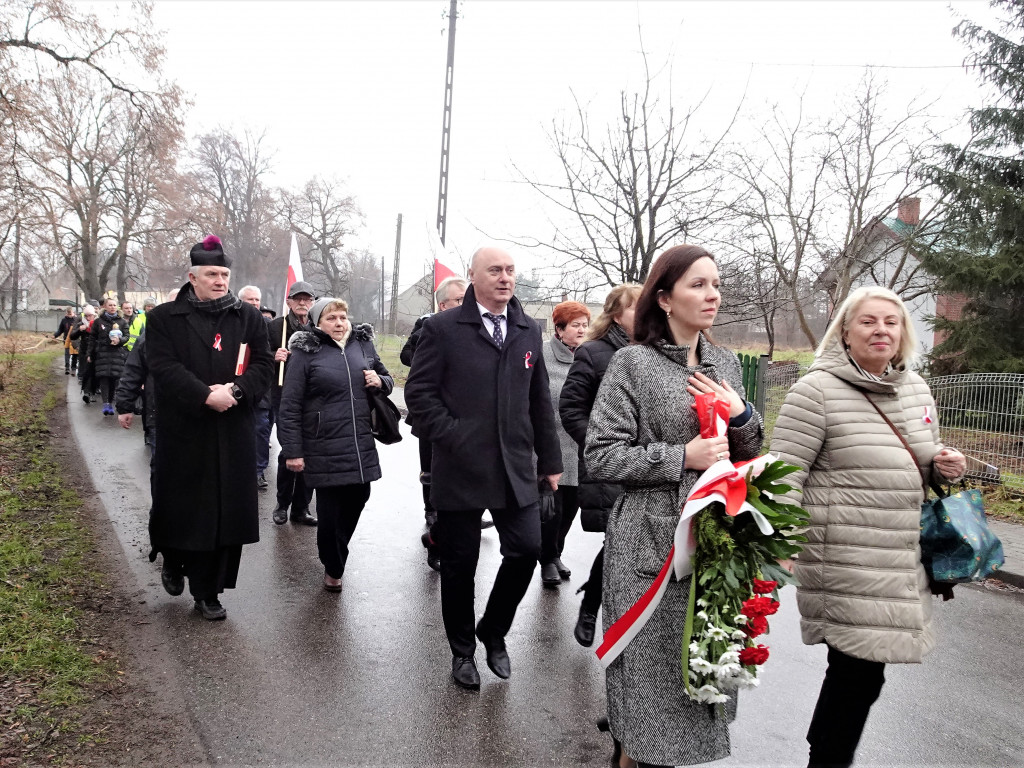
[277,297,394,592]
[90,297,130,414]
[558,283,640,647]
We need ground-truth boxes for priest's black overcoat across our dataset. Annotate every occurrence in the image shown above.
[146,287,274,553]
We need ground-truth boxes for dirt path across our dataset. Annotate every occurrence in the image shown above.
[17,371,203,766]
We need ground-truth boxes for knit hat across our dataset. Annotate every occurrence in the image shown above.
[189,235,231,268]
[308,297,346,327]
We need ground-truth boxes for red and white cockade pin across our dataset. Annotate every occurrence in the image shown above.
[524,351,533,369]
[923,405,934,424]
[213,333,223,352]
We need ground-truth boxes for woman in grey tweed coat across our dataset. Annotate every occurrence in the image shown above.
[585,246,763,768]
[539,300,592,587]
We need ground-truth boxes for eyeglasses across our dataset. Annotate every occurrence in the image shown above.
[290,295,314,304]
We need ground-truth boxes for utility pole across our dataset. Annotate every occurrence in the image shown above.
[10,217,20,330]
[390,214,402,334]
[435,0,458,246]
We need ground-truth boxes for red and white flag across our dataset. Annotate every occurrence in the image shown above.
[434,258,457,291]
[282,233,304,316]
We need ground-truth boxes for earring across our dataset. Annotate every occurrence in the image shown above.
[666,309,672,319]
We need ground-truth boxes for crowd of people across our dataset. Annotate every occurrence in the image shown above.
[70,236,969,768]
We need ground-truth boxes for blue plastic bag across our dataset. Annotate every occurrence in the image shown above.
[920,489,1005,583]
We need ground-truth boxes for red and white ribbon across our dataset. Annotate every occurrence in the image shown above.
[212,333,222,351]
[595,453,777,668]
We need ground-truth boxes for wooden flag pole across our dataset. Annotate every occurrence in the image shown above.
[277,317,287,386]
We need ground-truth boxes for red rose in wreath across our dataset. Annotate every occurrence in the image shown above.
[742,596,780,618]
[739,644,770,666]
[744,615,768,638]
[751,579,778,595]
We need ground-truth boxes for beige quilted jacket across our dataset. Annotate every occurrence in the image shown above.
[769,344,944,664]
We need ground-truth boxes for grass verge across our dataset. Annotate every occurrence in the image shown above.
[0,346,121,764]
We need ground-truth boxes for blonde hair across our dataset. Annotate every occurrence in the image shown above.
[585,284,642,342]
[817,286,918,367]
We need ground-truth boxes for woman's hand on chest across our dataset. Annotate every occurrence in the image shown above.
[686,371,745,418]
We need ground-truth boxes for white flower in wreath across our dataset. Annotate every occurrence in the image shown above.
[689,642,701,655]
[731,630,748,641]
[735,669,760,689]
[695,685,730,704]
[696,610,709,621]
[706,625,729,641]
[715,663,742,680]
[734,613,749,624]
[718,650,740,666]
[689,657,716,674]
[697,597,710,608]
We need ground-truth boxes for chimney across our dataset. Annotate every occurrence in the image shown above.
[897,197,920,227]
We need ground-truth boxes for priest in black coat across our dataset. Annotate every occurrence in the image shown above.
[146,236,274,620]
[405,246,562,690]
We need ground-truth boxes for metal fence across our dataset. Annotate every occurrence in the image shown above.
[758,363,1024,491]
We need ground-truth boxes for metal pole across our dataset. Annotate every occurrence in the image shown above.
[435,0,458,246]
[390,214,403,335]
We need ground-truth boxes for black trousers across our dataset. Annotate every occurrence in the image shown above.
[316,483,371,579]
[435,499,541,658]
[580,545,604,614]
[541,485,579,563]
[418,437,435,517]
[275,452,313,512]
[163,546,243,601]
[97,375,118,403]
[807,645,887,768]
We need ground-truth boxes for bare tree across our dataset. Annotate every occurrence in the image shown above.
[187,127,288,296]
[512,51,740,287]
[725,76,942,348]
[279,175,362,298]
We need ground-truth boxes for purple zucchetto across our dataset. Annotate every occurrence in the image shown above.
[189,235,231,268]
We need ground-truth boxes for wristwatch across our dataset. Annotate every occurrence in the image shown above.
[230,384,243,403]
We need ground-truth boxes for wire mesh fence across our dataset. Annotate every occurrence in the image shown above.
[758,364,1024,491]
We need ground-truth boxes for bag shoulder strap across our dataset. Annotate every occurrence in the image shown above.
[859,390,939,497]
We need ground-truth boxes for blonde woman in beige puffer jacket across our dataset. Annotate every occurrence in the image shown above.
[769,286,966,768]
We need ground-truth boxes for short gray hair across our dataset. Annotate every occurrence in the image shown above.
[238,285,261,301]
[435,276,467,305]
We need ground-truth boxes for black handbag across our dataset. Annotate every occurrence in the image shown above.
[366,388,403,444]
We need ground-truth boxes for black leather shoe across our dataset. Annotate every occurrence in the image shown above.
[574,604,598,647]
[272,506,288,525]
[160,562,184,597]
[451,656,480,690]
[475,625,511,679]
[541,561,561,588]
[256,472,268,490]
[421,531,440,572]
[554,557,571,579]
[290,508,318,526]
[194,598,226,621]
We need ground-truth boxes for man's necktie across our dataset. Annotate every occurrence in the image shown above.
[483,312,504,347]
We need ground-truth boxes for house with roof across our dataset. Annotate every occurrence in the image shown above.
[824,197,955,358]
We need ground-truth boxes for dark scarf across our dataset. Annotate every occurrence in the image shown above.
[185,284,240,314]
[605,322,629,350]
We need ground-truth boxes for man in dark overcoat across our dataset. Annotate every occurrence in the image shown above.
[146,236,273,621]
[267,281,318,526]
[401,275,467,535]
[405,246,562,690]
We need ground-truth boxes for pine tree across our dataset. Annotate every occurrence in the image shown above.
[923,0,1024,374]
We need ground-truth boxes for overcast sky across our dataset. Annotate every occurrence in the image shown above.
[149,0,990,295]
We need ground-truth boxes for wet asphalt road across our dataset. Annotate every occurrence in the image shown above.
[65,377,1024,767]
